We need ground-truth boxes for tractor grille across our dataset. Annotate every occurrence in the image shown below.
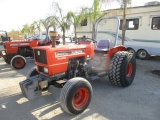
[34,49,47,64]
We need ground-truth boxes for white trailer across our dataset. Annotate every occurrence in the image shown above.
[76,3,160,59]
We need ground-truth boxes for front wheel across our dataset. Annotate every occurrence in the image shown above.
[109,51,136,87]
[60,77,93,115]
[11,55,26,69]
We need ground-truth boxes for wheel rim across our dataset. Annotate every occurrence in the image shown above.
[73,88,89,109]
[139,51,146,58]
[14,58,24,68]
[127,63,133,77]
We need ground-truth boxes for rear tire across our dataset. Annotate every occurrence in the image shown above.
[11,55,26,69]
[60,77,92,115]
[108,51,136,87]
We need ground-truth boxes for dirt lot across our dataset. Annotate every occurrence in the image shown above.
[0,56,160,120]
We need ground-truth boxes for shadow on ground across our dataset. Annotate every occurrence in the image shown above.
[0,78,126,120]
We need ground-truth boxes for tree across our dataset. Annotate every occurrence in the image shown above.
[87,0,105,39]
[47,2,70,45]
[40,19,51,40]
[101,0,132,45]
[120,0,132,45]
[34,21,41,37]
[40,19,49,32]
[67,8,87,43]
[29,22,36,36]
[21,24,30,39]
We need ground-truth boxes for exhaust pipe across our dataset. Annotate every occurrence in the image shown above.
[49,31,58,47]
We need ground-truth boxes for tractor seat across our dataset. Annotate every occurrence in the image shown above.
[1,36,10,42]
[94,39,110,52]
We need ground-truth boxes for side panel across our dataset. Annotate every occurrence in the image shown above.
[49,54,86,76]
[5,41,36,54]
[5,42,18,54]
[49,51,68,75]
[79,41,94,58]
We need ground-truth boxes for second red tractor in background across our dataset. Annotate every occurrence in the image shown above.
[0,26,60,69]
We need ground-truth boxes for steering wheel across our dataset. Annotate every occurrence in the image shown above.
[84,38,97,43]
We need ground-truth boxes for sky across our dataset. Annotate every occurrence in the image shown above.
[0,0,159,31]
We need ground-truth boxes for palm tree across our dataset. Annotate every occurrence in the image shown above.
[21,24,30,39]
[40,19,49,32]
[40,19,51,40]
[119,0,132,45]
[87,0,105,39]
[30,22,36,36]
[101,0,132,45]
[67,8,87,43]
[34,21,41,37]
[40,18,55,40]
[47,2,70,45]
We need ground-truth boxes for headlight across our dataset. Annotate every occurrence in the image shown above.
[44,67,48,73]
[36,66,38,70]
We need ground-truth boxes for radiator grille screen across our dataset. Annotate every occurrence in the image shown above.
[34,49,47,64]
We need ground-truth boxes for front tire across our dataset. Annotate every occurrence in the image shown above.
[11,55,26,69]
[109,51,136,87]
[60,77,93,115]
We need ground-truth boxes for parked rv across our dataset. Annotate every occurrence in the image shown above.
[76,2,160,59]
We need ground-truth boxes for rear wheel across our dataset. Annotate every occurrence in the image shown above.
[60,77,92,115]
[108,51,136,87]
[11,55,26,69]
[137,49,149,60]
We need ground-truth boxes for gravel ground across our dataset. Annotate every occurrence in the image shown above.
[0,55,160,120]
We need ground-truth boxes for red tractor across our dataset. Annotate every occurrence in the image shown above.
[0,27,60,69]
[19,17,136,115]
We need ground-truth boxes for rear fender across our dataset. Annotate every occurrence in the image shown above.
[106,45,126,69]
